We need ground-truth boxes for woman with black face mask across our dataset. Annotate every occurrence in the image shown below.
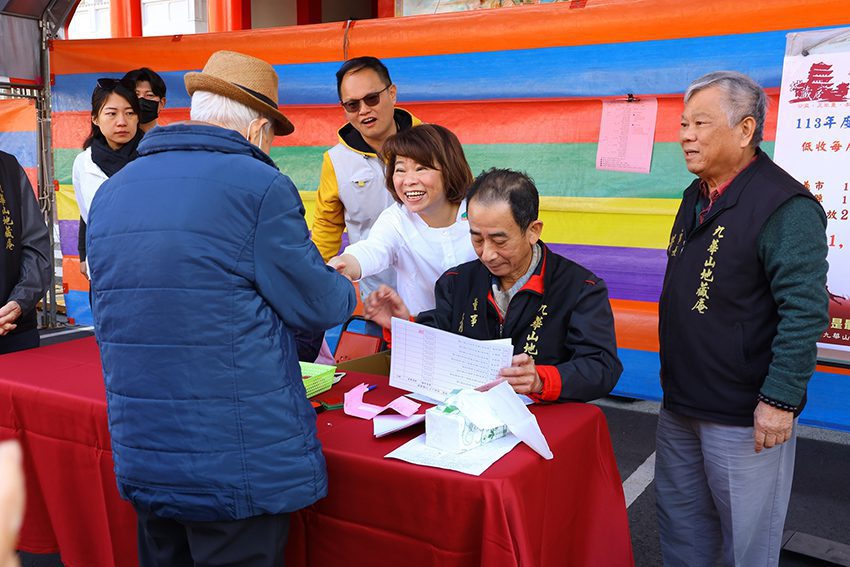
[123,67,167,133]
[73,78,143,280]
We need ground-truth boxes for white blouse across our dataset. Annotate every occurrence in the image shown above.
[344,201,477,316]
[71,147,108,224]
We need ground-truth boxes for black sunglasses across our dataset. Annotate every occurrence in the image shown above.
[340,84,392,113]
[96,77,136,91]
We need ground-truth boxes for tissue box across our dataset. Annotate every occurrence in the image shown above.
[425,404,508,453]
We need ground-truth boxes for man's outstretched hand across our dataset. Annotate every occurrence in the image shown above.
[364,285,410,330]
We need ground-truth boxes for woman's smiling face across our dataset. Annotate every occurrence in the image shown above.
[392,155,448,218]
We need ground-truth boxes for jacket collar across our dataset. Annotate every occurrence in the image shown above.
[484,242,549,324]
[485,241,549,296]
[517,242,547,295]
[683,148,767,231]
[337,108,416,157]
[137,122,278,170]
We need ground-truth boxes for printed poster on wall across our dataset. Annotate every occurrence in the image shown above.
[774,27,850,353]
[595,98,657,174]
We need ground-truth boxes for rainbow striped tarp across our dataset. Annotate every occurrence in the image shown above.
[50,0,850,429]
[0,98,38,196]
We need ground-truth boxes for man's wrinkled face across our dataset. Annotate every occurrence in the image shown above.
[468,199,542,285]
[339,68,397,145]
[680,86,750,184]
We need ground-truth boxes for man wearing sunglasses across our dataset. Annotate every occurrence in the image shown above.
[312,56,421,300]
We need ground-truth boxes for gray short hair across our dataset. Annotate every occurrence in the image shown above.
[190,91,273,138]
[684,71,767,147]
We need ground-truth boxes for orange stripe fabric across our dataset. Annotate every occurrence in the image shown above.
[349,0,849,59]
[49,93,781,149]
[817,363,850,376]
[62,256,90,292]
[51,0,849,75]
[51,22,348,75]
[611,298,659,352]
[0,99,37,132]
[24,168,38,194]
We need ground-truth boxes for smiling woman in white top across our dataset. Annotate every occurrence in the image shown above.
[330,124,477,315]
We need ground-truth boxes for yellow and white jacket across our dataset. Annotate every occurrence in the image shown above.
[311,108,420,297]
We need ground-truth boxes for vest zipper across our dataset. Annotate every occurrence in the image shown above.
[487,293,505,338]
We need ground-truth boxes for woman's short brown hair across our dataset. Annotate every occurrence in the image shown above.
[382,124,473,205]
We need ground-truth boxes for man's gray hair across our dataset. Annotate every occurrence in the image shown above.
[684,71,767,147]
[190,91,273,138]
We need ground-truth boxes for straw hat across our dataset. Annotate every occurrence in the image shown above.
[185,50,294,136]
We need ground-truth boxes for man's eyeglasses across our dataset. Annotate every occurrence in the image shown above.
[96,77,136,91]
[340,84,392,113]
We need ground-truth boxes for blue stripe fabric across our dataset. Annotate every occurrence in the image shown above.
[53,70,199,115]
[64,290,93,326]
[50,25,844,113]
[611,348,663,401]
[0,131,38,167]
[614,348,850,432]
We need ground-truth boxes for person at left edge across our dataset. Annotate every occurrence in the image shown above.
[0,151,51,354]
[86,50,356,566]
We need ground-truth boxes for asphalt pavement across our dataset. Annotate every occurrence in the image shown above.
[596,397,850,566]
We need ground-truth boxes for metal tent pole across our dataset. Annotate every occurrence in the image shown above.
[36,14,59,328]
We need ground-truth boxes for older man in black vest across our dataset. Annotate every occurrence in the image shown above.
[0,151,51,354]
[656,71,829,566]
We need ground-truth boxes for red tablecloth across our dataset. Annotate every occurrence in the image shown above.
[0,337,633,566]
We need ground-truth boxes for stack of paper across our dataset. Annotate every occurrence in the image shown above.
[389,318,513,401]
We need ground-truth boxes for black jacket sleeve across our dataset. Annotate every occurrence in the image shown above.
[7,165,52,314]
[78,217,87,261]
[553,279,623,402]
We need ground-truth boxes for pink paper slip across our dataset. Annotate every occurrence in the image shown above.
[343,383,421,420]
[595,98,657,174]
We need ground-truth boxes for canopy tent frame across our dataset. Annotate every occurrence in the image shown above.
[1,0,75,328]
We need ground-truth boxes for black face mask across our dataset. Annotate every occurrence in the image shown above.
[138,98,160,124]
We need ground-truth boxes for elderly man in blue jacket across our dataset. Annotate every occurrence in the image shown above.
[86,51,356,566]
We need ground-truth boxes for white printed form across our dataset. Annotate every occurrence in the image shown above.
[389,318,514,402]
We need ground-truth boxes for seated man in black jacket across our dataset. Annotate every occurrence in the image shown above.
[365,168,622,402]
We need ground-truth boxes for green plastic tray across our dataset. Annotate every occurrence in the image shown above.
[299,361,336,398]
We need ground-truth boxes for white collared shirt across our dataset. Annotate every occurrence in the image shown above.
[344,201,477,316]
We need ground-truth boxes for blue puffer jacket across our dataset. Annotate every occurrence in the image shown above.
[87,123,355,522]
